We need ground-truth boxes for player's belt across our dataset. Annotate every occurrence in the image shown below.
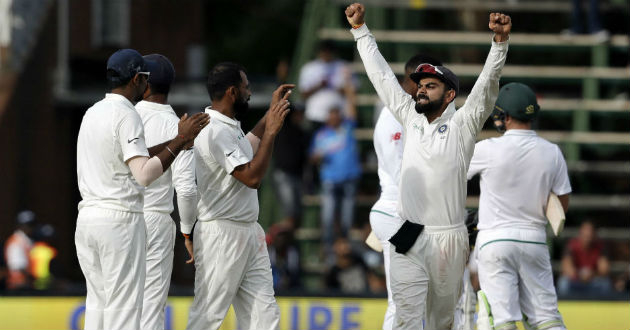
[388,220,424,254]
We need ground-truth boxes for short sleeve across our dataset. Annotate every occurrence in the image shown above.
[551,146,572,196]
[118,110,149,162]
[467,140,490,180]
[209,128,251,174]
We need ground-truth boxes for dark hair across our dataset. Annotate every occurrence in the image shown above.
[148,82,170,95]
[206,62,246,101]
[106,69,132,90]
[404,54,443,74]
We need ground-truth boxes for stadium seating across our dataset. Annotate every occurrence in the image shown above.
[286,0,629,289]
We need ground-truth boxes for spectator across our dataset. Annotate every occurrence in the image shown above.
[558,221,612,295]
[325,237,368,293]
[562,0,609,42]
[267,223,301,291]
[298,40,356,128]
[4,210,36,290]
[29,224,58,290]
[310,75,361,251]
[272,104,309,229]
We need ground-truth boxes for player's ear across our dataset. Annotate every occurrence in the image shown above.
[445,89,456,104]
[227,85,237,100]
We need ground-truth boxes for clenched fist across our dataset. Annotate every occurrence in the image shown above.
[345,3,365,28]
[489,13,511,42]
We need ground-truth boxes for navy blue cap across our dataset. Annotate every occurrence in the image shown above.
[106,49,148,82]
[410,63,460,96]
[143,54,175,87]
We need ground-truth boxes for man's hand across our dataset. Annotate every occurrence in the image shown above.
[177,112,210,143]
[264,92,291,137]
[184,237,194,265]
[489,13,511,42]
[345,3,365,28]
[270,84,295,108]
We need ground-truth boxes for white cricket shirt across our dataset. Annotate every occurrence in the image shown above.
[352,24,508,226]
[374,106,404,201]
[195,108,259,223]
[135,101,197,230]
[467,129,572,230]
[77,93,149,213]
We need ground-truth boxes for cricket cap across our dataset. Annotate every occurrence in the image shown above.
[410,63,460,96]
[494,82,540,122]
[143,54,175,87]
[106,49,153,83]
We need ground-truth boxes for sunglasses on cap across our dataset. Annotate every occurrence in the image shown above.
[415,63,443,75]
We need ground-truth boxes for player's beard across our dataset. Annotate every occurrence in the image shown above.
[233,93,249,120]
[415,93,445,116]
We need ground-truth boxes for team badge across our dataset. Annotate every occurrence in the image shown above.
[438,124,448,133]
[525,105,535,114]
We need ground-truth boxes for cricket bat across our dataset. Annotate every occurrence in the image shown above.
[365,231,383,252]
[546,192,565,236]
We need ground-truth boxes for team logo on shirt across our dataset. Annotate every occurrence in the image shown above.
[391,132,402,142]
[438,124,448,133]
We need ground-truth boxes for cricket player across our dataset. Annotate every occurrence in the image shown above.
[370,53,442,330]
[75,48,208,330]
[468,83,571,330]
[345,3,511,329]
[185,62,293,330]
[135,54,198,330]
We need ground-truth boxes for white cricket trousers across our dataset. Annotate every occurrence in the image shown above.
[390,223,469,330]
[141,212,176,330]
[476,228,565,330]
[186,220,280,330]
[452,268,477,330]
[75,207,147,330]
[369,199,403,330]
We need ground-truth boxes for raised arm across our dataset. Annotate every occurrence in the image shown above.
[454,13,510,137]
[231,93,291,189]
[247,84,294,153]
[345,3,415,126]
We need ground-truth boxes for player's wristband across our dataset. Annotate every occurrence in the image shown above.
[182,233,190,239]
[352,22,364,29]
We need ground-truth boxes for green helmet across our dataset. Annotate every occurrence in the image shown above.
[494,82,540,122]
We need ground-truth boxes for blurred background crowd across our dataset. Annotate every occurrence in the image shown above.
[0,0,628,300]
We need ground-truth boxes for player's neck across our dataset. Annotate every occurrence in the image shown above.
[211,99,236,119]
[143,94,168,105]
[505,122,531,130]
[110,87,137,104]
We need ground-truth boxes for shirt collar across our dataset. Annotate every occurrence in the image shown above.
[504,129,537,136]
[136,100,175,114]
[429,102,457,124]
[205,107,239,127]
[105,93,135,109]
